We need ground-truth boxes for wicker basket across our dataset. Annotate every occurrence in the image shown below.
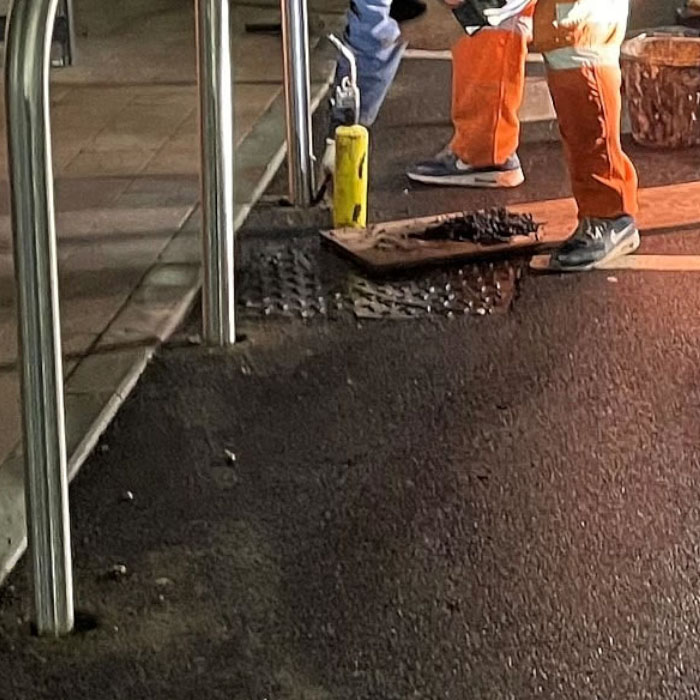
[621,36,700,148]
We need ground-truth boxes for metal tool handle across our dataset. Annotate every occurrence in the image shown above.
[328,34,361,126]
[329,33,357,88]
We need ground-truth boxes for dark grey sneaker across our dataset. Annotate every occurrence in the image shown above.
[407,150,525,188]
[549,216,640,271]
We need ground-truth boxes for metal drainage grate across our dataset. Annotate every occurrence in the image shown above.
[348,263,518,320]
[239,245,521,321]
[240,248,331,319]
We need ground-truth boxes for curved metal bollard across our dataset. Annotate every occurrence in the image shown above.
[5,0,74,636]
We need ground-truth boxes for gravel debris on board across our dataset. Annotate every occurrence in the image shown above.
[418,208,541,245]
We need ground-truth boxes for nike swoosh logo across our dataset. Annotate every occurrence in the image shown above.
[610,226,632,246]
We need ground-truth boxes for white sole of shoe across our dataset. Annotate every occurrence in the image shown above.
[547,228,641,273]
[407,167,525,188]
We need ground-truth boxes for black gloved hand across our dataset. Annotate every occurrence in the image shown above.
[390,0,428,23]
[451,0,506,30]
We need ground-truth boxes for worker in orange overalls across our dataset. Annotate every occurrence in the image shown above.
[407,0,639,271]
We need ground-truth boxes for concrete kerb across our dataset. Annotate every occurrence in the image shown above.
[0,55,336,587]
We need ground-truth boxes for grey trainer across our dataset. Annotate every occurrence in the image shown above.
[549,216,640,272]
[407,150,525,188]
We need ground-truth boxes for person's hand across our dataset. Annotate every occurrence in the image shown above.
[442,0,464,8]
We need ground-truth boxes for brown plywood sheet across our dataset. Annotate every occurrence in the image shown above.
[322,182,700,271]
[531,254,700,272]
[322,201,574,272]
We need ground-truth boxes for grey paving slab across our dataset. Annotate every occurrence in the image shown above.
[58,295,135,344]
[0,455,25,582]
[98,279,199,348]
[55,203,194,239]
[234,78,333,209]
[157,224,200,265]
[0,373,20,465]
[115,176,199,210]
[0,322,16,367]
[62,332,101,360]
[65,347,154,395]
[0,255,14,309]
[54,176,132,212]
[129,263,201,306]
[64,392,118,456]
[62,149,157,178]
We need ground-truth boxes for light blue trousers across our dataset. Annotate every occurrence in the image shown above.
[330,0,406,131]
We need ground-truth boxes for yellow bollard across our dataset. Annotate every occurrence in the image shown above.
[333,124,369,228]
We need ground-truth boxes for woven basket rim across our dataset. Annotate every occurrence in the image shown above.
[621,36,700,67]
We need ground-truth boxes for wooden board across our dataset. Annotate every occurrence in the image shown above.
[531,253,700,273]
[321,205,574,272]
[321,181,700,272]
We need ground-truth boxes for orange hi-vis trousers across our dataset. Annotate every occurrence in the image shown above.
[451,0,638,219]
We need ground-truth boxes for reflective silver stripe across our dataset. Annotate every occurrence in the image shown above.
[554,0,629,27]
[544,45,621,70]
[555,2,576,22]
